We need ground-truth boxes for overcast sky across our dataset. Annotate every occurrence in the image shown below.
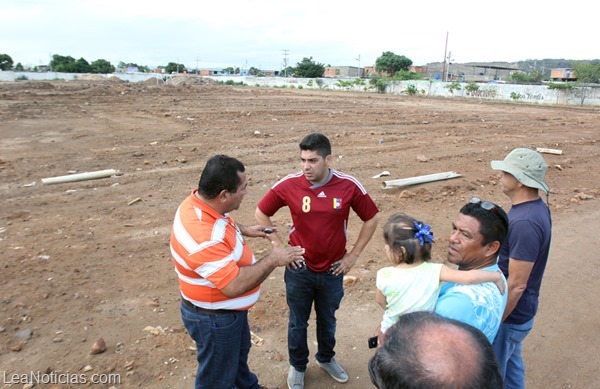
[2,0,596,71]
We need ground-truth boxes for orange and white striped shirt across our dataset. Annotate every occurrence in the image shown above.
[170,190,259,310]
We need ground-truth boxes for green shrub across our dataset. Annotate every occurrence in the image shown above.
[547,83,573,91]
[465,82,480,93]
[374,78,389,93]
[336,80,353,89]
[406,84,418,95]
[445,82,462,94]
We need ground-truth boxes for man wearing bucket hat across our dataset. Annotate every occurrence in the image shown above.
[490,148,552,389]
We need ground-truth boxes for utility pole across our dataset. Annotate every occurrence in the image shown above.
[282,49,289,77]
[446,51,454,82]
[442,32,449,82]
[356,54,361,77]
[196,57,201,74]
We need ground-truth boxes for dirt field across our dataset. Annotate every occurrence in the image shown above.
[1,79,598,389]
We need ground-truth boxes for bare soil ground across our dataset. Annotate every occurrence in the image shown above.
[1,79,598,389]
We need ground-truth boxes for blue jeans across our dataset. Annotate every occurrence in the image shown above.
[285,265,344,371]
[180,301,259,389]
[492,318,534,389]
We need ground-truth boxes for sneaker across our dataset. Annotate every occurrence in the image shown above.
[287,366,305,389]
[316,357,348,383]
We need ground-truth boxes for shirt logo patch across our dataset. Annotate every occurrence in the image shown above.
[333,198,342,209]
[317,191,327,198]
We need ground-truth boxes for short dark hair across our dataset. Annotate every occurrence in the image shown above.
[197,154,245,199]
[299,132,332,159]
[383,213,432,264]
[459,201,508,247]
[368,311,503,389]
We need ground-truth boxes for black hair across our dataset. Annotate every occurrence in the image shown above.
[299,132,332,159]
[459,201,508,247]
[197,154,245,199]
[383,213,432,265]
[368,311,503,389]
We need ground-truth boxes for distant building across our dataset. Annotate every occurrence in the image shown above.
[363,66,377,77]
[361,65,427,78]
[199,68,229,76]
[550,68,576,81]
[324,66,363,78]
[410,65,427,73]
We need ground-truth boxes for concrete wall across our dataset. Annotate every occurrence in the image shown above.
[1,71,598,106]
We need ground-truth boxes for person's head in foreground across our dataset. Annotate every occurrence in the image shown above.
[368,311,503,389]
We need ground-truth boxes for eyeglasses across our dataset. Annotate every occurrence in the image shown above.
[469,197,508,229]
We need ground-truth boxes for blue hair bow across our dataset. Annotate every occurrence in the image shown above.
[413,221,434,246]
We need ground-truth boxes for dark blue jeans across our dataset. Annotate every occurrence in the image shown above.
[284,265,344,371]
[180,301,259,389]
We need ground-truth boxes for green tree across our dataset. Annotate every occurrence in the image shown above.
[573,62,600,84]
[73,57,92,73]
[293,57,325,78]
[164,62,187,74]
[392,69,421,81]
[281,66,294,77]
[0,53,14,70]
[90,59,115,74]
[51,54,76,72]
[249,66,263,76]
[14,62,24,71]
[572,62,600,105]
[375,51,412,77]
[510,70,546,84]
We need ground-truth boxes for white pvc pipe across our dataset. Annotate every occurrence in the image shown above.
[41,169,121,185]
[382,171,462,189]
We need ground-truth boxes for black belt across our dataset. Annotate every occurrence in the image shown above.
[181,298,237,314]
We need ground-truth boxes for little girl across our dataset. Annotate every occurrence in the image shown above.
[374,213,505,346]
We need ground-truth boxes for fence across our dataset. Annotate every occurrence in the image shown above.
[1,71,598,106]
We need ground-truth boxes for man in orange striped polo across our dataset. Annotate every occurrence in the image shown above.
[170,154,305,389]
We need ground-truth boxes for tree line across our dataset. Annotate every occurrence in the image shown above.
[0,51,418,78]
[2,52,598,85]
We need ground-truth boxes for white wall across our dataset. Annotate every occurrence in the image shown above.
[1,71,598,106]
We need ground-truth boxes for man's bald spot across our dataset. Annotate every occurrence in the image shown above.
[416,321,482,386]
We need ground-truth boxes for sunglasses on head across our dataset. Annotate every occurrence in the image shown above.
[469,197,508,229]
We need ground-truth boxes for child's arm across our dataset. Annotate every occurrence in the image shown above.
[375,288,388,310]
[440,266,506,295]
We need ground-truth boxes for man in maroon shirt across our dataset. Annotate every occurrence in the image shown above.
[256,132,380,388]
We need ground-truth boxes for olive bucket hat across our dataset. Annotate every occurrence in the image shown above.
[491,148,549,193]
